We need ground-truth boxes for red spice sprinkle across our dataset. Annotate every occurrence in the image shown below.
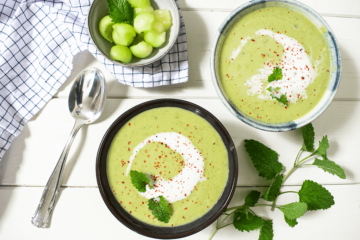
[122,181,125,184]
[184,208,187,210]
[130,211,132,213]
[128,147,130,151]
[128,141,131,145]
[128,123,131,126]
[251,39,255,42]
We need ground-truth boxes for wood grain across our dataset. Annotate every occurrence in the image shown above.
[0,99,358,187]
[0,185,358,239]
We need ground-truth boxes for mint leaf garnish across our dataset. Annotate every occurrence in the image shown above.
[301,123,315,152]
[268,66,283,82]
[107,0,135,24]
[298,180,334,211]
[271,94,289,106]
[130,170,152,192]
[278,202,307,220]
[244,190,261,209]
[314,136,329,157]
[313,157,346,179]
[245,140,283,180]
[259,220,274,240]
[284,216,298,228]
[262,174,283,201]
[148,196,171,223]
[233,211,264,232]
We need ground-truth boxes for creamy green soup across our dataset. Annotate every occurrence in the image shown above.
[220,6,331,123]
[107,107,228,226]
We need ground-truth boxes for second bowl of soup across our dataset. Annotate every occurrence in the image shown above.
[211,0,341,131]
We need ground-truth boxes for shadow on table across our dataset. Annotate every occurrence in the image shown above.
[0,121,31,222]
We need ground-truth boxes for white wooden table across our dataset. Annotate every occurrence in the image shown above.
[1,1,360,239]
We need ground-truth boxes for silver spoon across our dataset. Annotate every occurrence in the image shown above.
[31,67,107,228]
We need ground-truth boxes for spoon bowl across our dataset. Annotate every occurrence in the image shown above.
[32,67,107,228]
[69,68,106,123]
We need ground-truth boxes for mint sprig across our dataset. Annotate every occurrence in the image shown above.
[148,196,171,223]
[268,66,283,82]
[244,140,283,180]
[107,0,135,24]
[130,170,153,193]
[210,123,345,240]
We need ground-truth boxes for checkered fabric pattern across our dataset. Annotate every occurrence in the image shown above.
[0,0,189,160]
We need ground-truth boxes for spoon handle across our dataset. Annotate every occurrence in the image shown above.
[31,120,84,228]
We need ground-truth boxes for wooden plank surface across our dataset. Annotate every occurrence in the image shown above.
[0,185,358,240]
[177,0,360,17]
[0,99,358,187]
[1,0,360,239]
[55,15,360,100]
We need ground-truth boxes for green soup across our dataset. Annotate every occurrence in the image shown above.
[107,107,228,226]
[220,6,331,123]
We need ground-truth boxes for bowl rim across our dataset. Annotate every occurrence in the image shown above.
[96,99,238,239]
[210,0,342,132]
[87,0,181,67]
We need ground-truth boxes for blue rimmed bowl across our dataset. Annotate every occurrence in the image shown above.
[210,0,341,132]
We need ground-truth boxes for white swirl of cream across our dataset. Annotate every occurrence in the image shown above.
[125,132,206,203]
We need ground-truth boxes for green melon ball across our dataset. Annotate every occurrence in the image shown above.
[153,9,172,32]
[134,13,155,34]
[112,23,136,46]
[144,31,166,48]
[99,15,115,43]
[135,6,154,15]
[130,41,153,58]
[110,45,132,63]
[128,0,150,8]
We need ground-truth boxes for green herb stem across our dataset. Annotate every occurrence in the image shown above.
[295,149,303,165]
[297,153,315,166]
[224,206,244,212]
[254,204,274,207]
[278,191,298,195]
[209,228,218,240]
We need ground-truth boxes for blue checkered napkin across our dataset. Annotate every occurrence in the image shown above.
[0,0,189,159]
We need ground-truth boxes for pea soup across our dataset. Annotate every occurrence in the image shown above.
[220,6,331,123]
[107,107,228,226]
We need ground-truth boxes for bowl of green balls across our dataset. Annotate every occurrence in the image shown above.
[88,0,180,67]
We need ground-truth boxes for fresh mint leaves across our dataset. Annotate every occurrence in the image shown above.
[301,123,315,152]
[244,140,283,180]
[298,180,334,211]
[210,123,345,240]
[107,0,135,24]
[261,174,283,201]
[271,94,289,106]
[148,196,171,223]
[244,190,261,209]
[130,170,152,193]
[233,211,265,232]
[313,158,346,179]
[268,66,283,82]
[284,216,298,228]
[314,136,329,158]
[267,86,289,106]
[259,220,274,240]
[278,202,307,220]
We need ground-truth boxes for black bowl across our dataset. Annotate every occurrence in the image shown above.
[96,99,238,239]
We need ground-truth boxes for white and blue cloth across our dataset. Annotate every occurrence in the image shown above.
[0,0,189,159]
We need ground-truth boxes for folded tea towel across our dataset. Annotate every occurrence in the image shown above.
[0,0,189,159]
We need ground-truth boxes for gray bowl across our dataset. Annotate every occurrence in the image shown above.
[87,0,180,67]
[210,0,341,132]
[96,99,238,239]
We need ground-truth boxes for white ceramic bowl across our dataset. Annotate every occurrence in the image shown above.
[210,0,341,132]
[87,0,180,67]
